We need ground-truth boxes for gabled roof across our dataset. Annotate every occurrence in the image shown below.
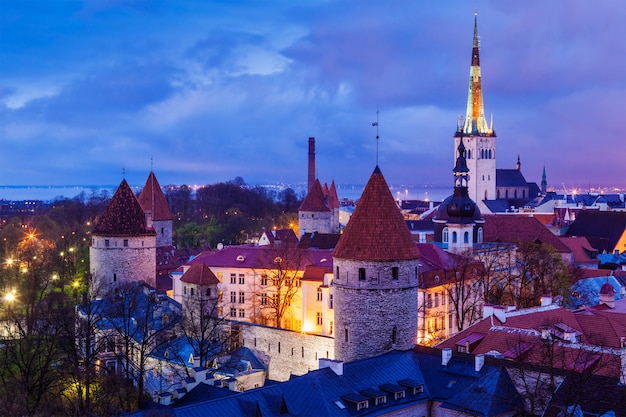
[333,166,420,261]
[559,236,598,264]
[437,303,626,378]
[137,171,174,221]
[496,169,529,188]
[169,348,521,417]
[482,214,571,254]
[93,179,156,237]
[188,245,333,271]
[298,179,329,212]
[298,232,341,250]
[565,210,626,252]
[180,262,220,286]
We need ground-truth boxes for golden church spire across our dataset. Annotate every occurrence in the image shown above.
[462,11,494,136]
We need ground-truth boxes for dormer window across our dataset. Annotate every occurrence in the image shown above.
[236,255,245,262]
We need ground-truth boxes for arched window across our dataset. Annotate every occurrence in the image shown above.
[488,149,492,159]
[443,228,449,243]
[477,227,483,243]
[467,149,471,159]
[452,231,458,243]
[464,231,469,243]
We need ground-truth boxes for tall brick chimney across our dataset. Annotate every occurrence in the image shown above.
[308,137,316,193]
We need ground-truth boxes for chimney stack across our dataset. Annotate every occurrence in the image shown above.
[308,137,316,193]
[442,348,452,366]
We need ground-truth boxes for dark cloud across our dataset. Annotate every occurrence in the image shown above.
[0,0,624,191]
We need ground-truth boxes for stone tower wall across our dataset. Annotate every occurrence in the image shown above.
[298,210,331,238]
[90,234,156,295]
[153,219,172,247]
[333,257,419,362]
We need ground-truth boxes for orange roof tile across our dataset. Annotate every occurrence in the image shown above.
[333,166,420,261]
[137,171,173,221]
[483,214,571,253]
[298,179,329,212]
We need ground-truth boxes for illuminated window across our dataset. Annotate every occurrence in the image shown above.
[230,291,236,303]
[230,274,236,284]
[239,274,245,284]
[317,288,323,301]
[317,312,323,325]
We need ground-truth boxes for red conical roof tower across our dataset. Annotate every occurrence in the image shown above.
[334,166,419,261]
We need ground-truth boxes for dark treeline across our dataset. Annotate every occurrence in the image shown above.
[165,177,302,247]
[1,177,302,251]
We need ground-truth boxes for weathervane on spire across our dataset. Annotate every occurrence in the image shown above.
[122,167,126,179]
[372,110,380,165]
[150,157,153,172]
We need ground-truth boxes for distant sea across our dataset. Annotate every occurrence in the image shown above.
[0,184,452,203]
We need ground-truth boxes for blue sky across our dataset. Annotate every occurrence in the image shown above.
[1,0,625,191]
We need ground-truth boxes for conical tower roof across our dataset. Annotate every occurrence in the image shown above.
[180,263,219,286]
[298,179,329,212]
[334,166,420,261]
[137,171,173,221]
[93,179,155,237]
[329,180,340,209]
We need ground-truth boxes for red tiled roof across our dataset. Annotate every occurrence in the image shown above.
[333,166,420,261]
[137,171,173,221]
[482,214,571,253]
[438,304,626,378]
[189,245,333,271]
[93,179,155,237]
[560,236,598,264]
[180,262,220,285]
[298,179,329,212]
[329,181,340,209]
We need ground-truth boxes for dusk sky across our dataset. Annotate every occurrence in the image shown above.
[1,1,625,191]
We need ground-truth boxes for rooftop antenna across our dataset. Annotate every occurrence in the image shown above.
[372,110,380,165]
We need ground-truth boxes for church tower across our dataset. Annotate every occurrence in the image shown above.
[333,166,420,363]
[433,137,485,253]
[90,179,156,296]
[137,171,173,248]
[454,11,496,213]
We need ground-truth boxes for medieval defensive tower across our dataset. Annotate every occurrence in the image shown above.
[90,179,156,295]
[137,171,173,248]
[332,166,420,362]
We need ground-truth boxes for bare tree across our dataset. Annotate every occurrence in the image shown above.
[441,251,485,333]
[180,284,231,369]
[102,283,180,411]
[503,318,623,416]
[0,236,69,416]
[254,242,304,329]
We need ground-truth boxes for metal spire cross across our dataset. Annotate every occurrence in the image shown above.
[372,110,380,165]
